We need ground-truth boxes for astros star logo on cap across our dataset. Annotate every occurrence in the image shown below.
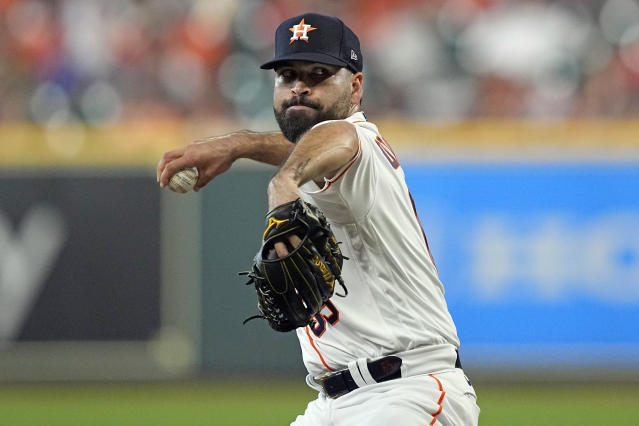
[289,18,316,44]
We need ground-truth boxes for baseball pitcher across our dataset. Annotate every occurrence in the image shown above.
[158,13,480,426]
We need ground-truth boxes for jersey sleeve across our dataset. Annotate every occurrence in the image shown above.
[300,123,379,222]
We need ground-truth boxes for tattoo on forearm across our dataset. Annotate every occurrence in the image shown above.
[293,158,311,180]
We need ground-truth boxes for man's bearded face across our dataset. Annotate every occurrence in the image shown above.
[272,64,353,143]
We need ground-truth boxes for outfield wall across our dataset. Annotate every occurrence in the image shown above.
[0,121,637,380]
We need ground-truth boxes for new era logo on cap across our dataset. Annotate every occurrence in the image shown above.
[261,13,363,73]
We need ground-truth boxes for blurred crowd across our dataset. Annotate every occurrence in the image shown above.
[1,0,639,127]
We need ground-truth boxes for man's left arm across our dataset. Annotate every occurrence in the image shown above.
[267,120,359,209]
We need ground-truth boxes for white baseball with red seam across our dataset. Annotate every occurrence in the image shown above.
[168,167,198,193]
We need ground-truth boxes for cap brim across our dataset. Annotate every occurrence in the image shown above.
[260,52,349,70]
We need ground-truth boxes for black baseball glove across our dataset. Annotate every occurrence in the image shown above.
[240,199,347,332]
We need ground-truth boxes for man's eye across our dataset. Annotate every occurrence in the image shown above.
[277,70,295,80]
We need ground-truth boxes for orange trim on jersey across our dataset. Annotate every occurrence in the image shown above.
[319,138,362,193]
[374,136,400,169]
[351,120,366,123]
[428,374,446,425]
[408,191,438,272]
[305,326,336,372]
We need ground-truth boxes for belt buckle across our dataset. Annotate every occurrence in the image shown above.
[315,371,349,399]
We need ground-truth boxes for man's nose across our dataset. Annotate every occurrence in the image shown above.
[291,79,310,96]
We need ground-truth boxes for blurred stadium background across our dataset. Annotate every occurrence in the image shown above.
[1,0,638,425]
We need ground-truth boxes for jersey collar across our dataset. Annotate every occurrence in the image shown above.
[346,111,367,123]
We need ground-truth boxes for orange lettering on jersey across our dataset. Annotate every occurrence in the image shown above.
[289,18,317,44]
[263,217,289,239]
[310,300,340,338]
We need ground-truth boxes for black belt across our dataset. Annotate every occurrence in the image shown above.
[316,351,462,399]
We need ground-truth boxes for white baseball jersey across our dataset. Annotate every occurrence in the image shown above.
[297,111,460,379]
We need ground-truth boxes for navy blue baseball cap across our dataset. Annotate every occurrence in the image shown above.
[261,13,363,73]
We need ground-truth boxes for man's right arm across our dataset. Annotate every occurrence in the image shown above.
[157,131,293,191]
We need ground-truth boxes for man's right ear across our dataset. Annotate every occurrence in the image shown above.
[351,72,364,105]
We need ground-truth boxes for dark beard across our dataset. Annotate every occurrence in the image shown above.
[274,94,351,143]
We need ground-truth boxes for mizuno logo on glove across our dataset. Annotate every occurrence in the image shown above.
[263,217,289,240]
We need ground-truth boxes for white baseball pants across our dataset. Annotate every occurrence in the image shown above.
[290,368,479,426]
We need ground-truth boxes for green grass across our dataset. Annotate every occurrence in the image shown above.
[0,381,638,425]
[0,381,314,426]
[475,382,639,426]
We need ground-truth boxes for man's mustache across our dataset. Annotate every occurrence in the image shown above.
[283,97,321,110]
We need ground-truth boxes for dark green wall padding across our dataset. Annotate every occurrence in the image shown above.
[200,168,305,375]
